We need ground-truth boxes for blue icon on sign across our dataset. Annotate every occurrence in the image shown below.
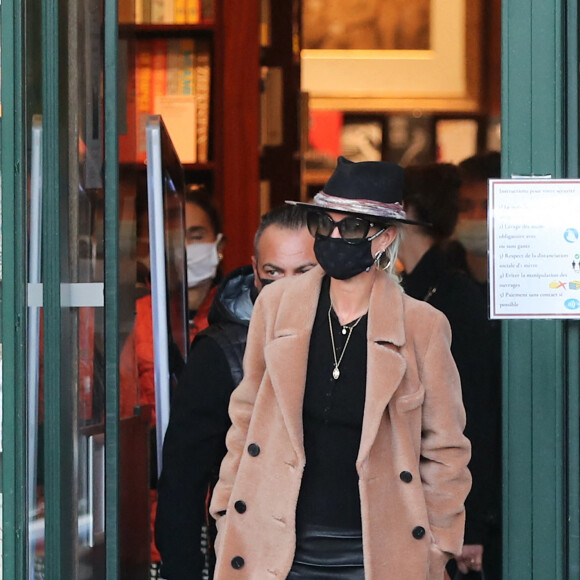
[565,298,580,310]
[564,228,579,243]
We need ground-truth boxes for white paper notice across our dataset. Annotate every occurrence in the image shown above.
[489,179,580,319]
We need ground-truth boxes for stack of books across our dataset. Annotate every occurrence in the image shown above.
[135,0,214,24]
[127,38,211,165]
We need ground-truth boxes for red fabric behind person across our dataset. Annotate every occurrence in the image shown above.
[119,286,217,564]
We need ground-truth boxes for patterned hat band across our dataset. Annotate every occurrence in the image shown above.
[313,191,408,221]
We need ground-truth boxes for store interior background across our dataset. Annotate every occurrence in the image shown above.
[251,0,500,271]
[118,1,503,575]
[121,0,503,571]
[0,1,503,578]
[117,0,501,274]
[299,0,501,200]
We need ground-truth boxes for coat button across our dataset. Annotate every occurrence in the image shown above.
[400,471,413,483]
[231,556,245,569]
[234,500,247,513]
[412,526,426,540]
[248,443,261,456]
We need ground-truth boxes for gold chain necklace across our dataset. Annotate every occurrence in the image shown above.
[328,304,364,381]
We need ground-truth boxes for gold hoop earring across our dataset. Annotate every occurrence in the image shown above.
[374,249,391,271]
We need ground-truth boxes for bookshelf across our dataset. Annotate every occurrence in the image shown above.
[119,0,261,272]
[259,0,302,210]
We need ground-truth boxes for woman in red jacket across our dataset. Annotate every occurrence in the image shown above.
[121,189,225,575]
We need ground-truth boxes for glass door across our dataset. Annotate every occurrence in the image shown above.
[23,0,116,577]
[2,0,147,577]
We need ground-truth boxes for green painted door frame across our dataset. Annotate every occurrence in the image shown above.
[502,1,579,578]
[1,0,29,578]
[1,0,120,577]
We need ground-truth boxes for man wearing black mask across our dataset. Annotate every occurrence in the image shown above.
[155,205,317,580]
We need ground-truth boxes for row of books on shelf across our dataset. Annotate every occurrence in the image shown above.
[121,38,211,165]
[135,0,214,24]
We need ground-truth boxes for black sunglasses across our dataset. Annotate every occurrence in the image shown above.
[306,211,387,244]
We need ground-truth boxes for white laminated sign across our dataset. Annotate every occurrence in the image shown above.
[489,179,580,319]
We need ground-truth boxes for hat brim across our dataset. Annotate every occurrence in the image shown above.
[285,200,429,227]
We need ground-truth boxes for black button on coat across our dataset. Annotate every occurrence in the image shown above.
[412,526,426,540]
[247,443,260,456]
[400,471,413,483]
[234,500,247,513]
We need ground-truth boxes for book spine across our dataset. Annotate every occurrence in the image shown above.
[150,0,165,23]
[163,0,175,23]
[135,0,143,23]
[200,0,214,22]
[195,39,211,163]
[174,0,187,24]
[143,0,152,23]
[166,39,181,95]
[118,0,134,23]
[135,40,153,162]
[178,38,196,97]
[186,0,200,24]
[151,38,168,113]
[119,40,137,163]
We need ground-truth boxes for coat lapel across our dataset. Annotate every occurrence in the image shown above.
[263,268,407,466]
[264,267,324,463]
[357,273,407,465]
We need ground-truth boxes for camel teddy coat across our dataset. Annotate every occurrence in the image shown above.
[210,266,471,580]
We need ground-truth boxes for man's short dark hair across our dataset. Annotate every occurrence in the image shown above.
[253,205,308,255]
[185,187,223,236]
[458,151,501,182]
[403,163,461,241]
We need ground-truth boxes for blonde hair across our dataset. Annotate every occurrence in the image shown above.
[375,224,403,281]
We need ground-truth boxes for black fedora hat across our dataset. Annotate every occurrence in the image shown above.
[287,156,422,225]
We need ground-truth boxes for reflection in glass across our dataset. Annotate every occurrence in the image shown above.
[145,115,188,474]
[27,116,43,580]
[22,0,158,574]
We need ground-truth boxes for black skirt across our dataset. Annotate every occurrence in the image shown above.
[286,524,364,580]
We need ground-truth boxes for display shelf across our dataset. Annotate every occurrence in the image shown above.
[119,0,261,271]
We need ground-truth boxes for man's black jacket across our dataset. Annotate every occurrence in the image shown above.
[155,265,255,579]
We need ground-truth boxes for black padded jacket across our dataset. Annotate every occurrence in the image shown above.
[156,265,256,580]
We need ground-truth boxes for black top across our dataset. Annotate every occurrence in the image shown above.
[295,276,367,531]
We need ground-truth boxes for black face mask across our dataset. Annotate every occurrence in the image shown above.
[314,237,375,280]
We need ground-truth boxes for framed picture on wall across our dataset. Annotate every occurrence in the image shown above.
[304,112,386,172]
[384,114,435,166]
[302,0,482,112]
[302,112,436,200]
[435,118,478,163]
[341,115,385,163]
[304,110,344,171]
[434,114,486,163]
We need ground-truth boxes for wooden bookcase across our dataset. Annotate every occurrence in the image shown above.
[259,0,302,210]
[119,0,261,272]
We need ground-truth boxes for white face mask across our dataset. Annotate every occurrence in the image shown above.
[454,220,488,257]
[186,233,223,288]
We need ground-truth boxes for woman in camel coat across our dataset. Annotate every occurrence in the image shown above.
[210,157,471,579]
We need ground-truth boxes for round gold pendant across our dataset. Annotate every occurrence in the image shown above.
[333,367,340,380]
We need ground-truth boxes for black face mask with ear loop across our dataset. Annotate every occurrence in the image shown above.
[314,236,375,280]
